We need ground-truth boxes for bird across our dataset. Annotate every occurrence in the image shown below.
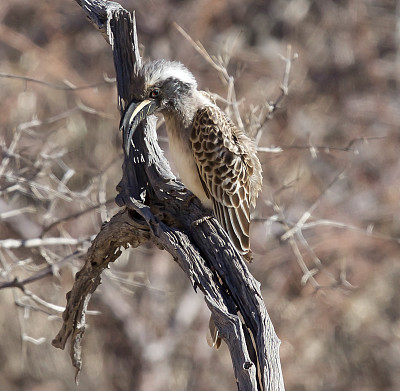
[120,60,263,264]
[120,60,263,349]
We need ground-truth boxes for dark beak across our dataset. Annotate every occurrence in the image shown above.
[120,99,159,155]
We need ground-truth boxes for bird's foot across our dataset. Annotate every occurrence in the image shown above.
[192,215,213,227]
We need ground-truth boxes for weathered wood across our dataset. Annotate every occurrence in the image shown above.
[53,1,285,390]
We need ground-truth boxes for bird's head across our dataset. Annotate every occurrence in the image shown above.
[120,60,197,155]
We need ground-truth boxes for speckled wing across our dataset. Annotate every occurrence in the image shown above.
[190,105,262,258]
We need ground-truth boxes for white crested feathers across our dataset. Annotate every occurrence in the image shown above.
[141,60,197,88]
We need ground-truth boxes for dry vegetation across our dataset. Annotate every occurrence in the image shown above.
[1,1,399,390]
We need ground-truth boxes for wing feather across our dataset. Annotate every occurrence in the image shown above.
[190,105,262,258]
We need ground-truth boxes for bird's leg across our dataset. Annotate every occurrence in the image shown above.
[179,192,213,226]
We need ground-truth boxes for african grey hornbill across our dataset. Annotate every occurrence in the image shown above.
[120,60,263,347]
[121,60,262,255]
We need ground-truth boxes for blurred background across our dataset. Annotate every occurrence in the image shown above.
[1,0,399,390]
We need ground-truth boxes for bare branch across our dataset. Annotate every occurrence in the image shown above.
[0,236,92,249]
[0,250,85,291]
[174,23,229,80]
[281,168,346,242]
[41,197,115,235]
[0,72,113,91]
[257,136,387,155]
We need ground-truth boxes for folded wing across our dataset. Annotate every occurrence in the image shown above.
[190,105,262,258]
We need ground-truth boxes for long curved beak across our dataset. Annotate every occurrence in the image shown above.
[120,99,159,155]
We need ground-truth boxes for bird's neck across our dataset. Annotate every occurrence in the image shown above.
[163,90,212,130]
[163,112,190,142]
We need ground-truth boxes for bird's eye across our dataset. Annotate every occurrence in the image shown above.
[149,88,160,99]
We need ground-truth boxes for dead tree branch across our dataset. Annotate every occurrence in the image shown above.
[52,1,285,390]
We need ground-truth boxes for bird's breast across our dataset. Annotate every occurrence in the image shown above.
[164,116,212,208]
